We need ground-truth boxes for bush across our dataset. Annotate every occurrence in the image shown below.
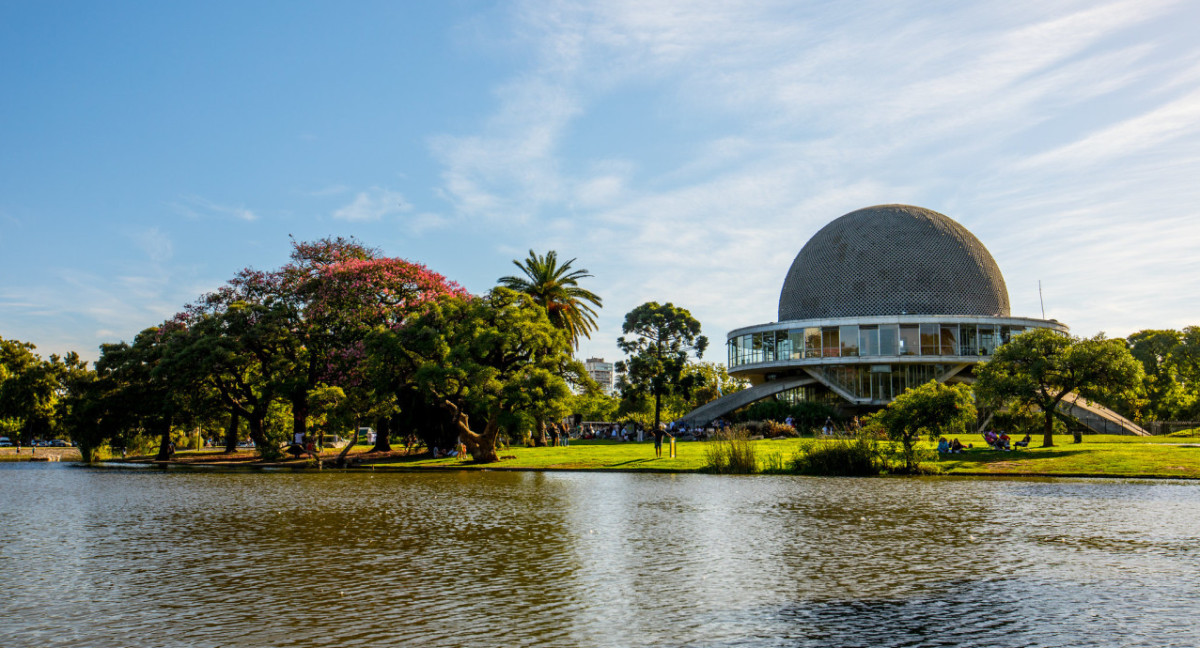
[790,436,884,476]
[704,429,757,474]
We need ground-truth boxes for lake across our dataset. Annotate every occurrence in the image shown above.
[2,464,1199,647]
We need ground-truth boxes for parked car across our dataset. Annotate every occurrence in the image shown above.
[50,439,72,447]
[0,437,12,447]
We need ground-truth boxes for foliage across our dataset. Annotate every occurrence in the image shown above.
[570,390,620,422]
[0,337,67,442]
[975,328,1143,447]
[682,362,747,409]
[616,302,708,430]
[867,380,975,472]
[498,250,602,349]
[790,436,885,476]
[368,288,576,463]
[703,429,757,474]
[1126,327,1200,421]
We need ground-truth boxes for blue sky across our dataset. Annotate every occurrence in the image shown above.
[3,0,1199,364]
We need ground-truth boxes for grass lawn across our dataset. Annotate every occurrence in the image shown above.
[362,435,1200,479]
[936,433,1200,478]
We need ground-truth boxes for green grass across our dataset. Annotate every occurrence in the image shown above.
[359,435,1200,479]
[934,434,1200,478]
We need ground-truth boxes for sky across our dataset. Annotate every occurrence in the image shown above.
[3,0,1199,365]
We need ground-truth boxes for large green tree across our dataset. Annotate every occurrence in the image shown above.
[868,380,975,473]
[615,302,709,431]
[367,288,576,463]
[498,250,602,349]
[975,328,1143,447]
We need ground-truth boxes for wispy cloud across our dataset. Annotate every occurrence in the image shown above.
[332,187,412,222]
[130,227,174,265]
[171,195,258,222]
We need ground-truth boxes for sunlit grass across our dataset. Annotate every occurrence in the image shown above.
[362,434,1200,479]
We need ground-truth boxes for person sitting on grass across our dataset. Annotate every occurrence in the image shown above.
[1014,433,1031,448]
[937,438,951,454]
[950,438,970,453]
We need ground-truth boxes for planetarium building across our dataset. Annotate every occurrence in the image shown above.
[683,204,1070,422]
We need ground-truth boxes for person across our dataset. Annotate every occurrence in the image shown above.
[998,432,1012,451]
[785,415,795,429]
[652,423,669,458]
[822,417,833,435]
[950,438,967,453]
[937,438,950,454]
[562,426,570,447]
[1014,433,1031,448]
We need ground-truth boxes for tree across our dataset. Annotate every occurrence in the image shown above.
[367,288,576,463]
[975,328,1143,447]
[0,337,66,444]
[1126,329,1187,420]
[868,380,975,473]
[498,250,602,349]
[174,237,466,458]
[615,302,709,431]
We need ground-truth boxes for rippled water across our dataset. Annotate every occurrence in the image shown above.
[2,464,1200,647]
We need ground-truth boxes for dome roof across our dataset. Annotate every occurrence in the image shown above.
[778,204,1010,320]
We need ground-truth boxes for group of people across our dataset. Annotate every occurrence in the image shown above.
[938,430,1033,454]
[936,437,972,454]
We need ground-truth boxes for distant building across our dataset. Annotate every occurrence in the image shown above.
[585,357,615,394]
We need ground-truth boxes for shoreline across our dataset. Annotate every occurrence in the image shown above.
[10,435,1200,481]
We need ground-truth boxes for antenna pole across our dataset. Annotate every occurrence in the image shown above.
[1039,280,1045,319]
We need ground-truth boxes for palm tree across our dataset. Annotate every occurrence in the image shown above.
[499,250,602,348]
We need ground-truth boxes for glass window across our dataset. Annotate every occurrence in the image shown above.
[960,324,977,356]
[762,331,775,362]
[920,323,940,355]
[978,326,996,355]
[940,324,958,355]
[788,330,804,360]
[840,325,859,357]
[728,339,736,367]
[859,325,879,356]
[879,324,898,356]
[822,327,840,357]
[804,327,821,358]
[899,325,919,356]
[751,333,762,363]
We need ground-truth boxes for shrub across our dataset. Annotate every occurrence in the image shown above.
[790,436,884,476]
[764,420,798,437]
[759,448,790,473]
[704,429,757,474]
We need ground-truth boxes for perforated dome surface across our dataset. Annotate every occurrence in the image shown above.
[778,205,1010,320]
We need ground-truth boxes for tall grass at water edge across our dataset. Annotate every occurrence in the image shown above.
[703,429,758,474]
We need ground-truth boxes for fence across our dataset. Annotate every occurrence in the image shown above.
[1143,421,1200,436]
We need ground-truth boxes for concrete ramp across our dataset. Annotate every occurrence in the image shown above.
[1060,393,1149,436]
[679,375,817,425]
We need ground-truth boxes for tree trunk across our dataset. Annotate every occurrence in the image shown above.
[291,389,308,444]
[443,400,500,463]
[155,420,173,461]
[1042,407,1056,448]
[225,409,240,453]
[653,389,662,431]
[532,420,548,447]
[247,414,279,460]
[371,414,393,453]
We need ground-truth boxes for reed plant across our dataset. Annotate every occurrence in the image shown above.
[790,435,885,476]
[703,429,757,474]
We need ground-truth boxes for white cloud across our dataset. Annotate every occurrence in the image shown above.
[171,195,258,222]
[332,188,413,222]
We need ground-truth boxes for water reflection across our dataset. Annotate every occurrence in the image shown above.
[2,465,1199,647]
